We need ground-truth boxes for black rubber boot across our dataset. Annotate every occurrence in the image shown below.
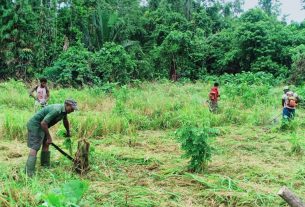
[41,151,50,167]
[25,155,37,177]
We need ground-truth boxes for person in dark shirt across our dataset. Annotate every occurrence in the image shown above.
[25,99,78,177]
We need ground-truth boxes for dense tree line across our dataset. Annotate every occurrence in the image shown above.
[1,0,305,85]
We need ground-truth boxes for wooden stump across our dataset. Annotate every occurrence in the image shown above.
[73,139,90,175]
[278,186,305,207]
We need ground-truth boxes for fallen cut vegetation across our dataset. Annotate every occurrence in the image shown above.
[0,78,305,206]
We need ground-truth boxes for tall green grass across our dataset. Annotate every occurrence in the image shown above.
[0,79,289,141]
[1,76,305,206]
[0,80,33,110]
[1,110,31,140]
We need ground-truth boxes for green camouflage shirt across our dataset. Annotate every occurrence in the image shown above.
[27,104,67,130]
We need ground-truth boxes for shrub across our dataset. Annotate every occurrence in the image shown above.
[176,126,218,172]
[250,56,288,77]
[43,45,99,87]
[113,86,129,115]
[289,44,305,85]
[92,42,136,84]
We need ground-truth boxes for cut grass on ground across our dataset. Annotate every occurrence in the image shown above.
[0,80,304,206]
[0,126,303,206]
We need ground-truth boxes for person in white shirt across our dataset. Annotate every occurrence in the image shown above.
[29,78,50,111]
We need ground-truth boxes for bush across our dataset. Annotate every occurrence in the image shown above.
[250,56,288,77]
[92,42,136,84]
[176,126,218,172]
[43,45,99,87]
[290,44,305,85]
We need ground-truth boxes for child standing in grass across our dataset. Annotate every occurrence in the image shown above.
[208,82,220,113]
[29,78,50,111]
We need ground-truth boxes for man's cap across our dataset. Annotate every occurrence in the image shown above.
[65,99,78,110]
[283,86,289,91]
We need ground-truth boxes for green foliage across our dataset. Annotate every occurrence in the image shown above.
[64,138,73,156]
[1,0,305,84]
[290,44,305,85]
[161,29,209,79]
[176,126,218,172]
[0,0,39,78]
[208,71,279,85]
[40,180,89,207]
[43,45,99,87]
[1,79,305,206]
[185,173,244,191]
[258,0,281,16]
[0,73,282,143]
[3,110,28,140]
[0,80,33,109]
[289,133,303,156]
[280,114,298,131]
[113,86,129,115]
[251,56,288,75]
[92,42,136,84]
[207,8,300,76]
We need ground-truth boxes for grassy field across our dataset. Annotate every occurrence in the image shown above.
[0,79,305,207]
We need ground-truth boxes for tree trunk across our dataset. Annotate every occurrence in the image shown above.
[170,58,177,81]
[63,36,69,51]
[184,0,192,20]
[74,139,90,175]
[278,186,305,207]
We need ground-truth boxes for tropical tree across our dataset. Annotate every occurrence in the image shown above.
[0,0,39,79]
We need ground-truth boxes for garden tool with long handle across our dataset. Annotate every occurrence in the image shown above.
[267,112,282,124]
[51,143,75,162]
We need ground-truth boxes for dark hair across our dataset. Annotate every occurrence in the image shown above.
[214,82,219,87]
[40,78,47,83]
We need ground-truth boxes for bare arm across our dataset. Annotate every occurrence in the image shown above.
[41,121,52,143]
[29,86,37,99]
[63,115,70,137]
[46,87,50,101]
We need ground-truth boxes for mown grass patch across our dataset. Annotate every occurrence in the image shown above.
[0,79,305,206]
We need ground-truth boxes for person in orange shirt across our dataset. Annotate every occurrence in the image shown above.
[208,82,220,113]
[282,86,299,120]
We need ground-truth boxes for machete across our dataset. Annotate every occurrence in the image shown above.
[51,143,75,162]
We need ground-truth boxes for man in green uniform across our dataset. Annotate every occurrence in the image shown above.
[25,99,78,176]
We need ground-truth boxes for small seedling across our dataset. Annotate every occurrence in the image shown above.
[176,126,218,172]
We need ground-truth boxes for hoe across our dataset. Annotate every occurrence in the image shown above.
[51,139,90,175]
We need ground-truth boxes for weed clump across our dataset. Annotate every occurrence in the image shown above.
[289,133,303,156]
[176,126,218,172]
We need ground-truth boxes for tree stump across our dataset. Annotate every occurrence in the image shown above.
[278,186,305,207]
[73,139,90,175]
